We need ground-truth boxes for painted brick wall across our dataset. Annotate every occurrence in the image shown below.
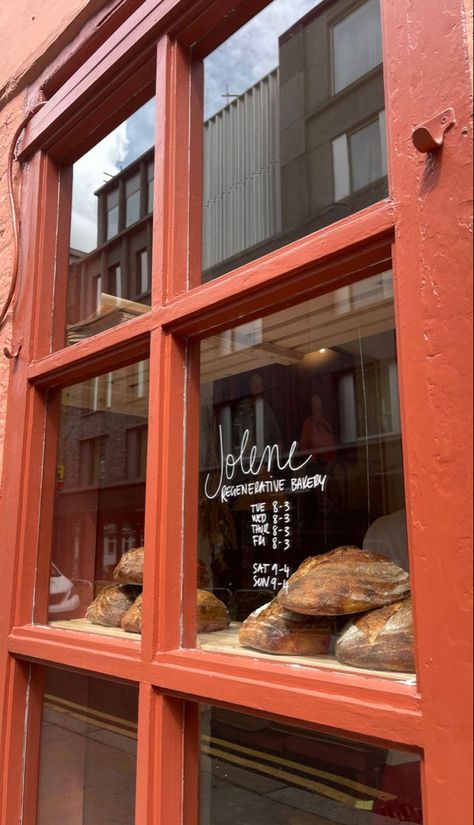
[0,0,108,487]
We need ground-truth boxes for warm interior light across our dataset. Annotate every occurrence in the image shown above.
[319,348,327,353]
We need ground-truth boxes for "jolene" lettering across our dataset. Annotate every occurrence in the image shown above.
[204,426,312,500]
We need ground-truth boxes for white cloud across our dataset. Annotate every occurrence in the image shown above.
[70,99,155,252]
[204,0,320,118]
[70,123,129,252]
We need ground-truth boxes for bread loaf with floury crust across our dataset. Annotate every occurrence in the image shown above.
[121,593,143,633]
[239,599,331,655]
[113,546,144,584]
[277,546,410,616]
[197,590,230,633]
[86,584,140,627]
[335,598,415,672]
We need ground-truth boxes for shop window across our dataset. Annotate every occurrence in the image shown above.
[200,706,423,823]
[201,0,386,281]
[196,272,414,680]
[332,0,383,94]
[35,667,137,825]
[64,98,155,347]
[332,111,387,201]
[44,361,148,637]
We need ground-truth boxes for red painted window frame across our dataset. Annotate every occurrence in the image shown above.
[0,0,472,823]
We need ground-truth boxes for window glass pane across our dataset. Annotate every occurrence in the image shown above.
[201,0,387,282]
[200,706,423,824]
[332,0,383,93]
[197,272,415,682]
[36,667,137,825]
[65,99,155,347]
[45,360,148,639]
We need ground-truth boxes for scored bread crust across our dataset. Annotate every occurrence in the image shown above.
[239,599,331,655]
[335,598,414,672]
[113,547,144,584]
[277,546,410,615]
[197,590,230,633]
[121,593,143,633]
[86,584,139,627]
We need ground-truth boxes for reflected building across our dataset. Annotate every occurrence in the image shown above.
[203,0,386,279]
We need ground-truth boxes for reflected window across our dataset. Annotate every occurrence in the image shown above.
[36,668,137,825]
[136,248,149,295]
[147,161,154,213]
[45,361,148,636]
[200,706,423,824]
[125,173,141,227]
[106,187,119,240]
[332,111,387,200]
[332,0,383,93]
[197,272,415,680]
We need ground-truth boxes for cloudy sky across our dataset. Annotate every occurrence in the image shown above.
[71,0,320,251]
[204,0,319,118]
[70,98,155,252]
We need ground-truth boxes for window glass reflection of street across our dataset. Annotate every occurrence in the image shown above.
[200,707,423,824]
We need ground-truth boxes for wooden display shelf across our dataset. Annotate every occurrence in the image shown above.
[198,623,417,685]
[50,618,141,641]
[49,620,416,685]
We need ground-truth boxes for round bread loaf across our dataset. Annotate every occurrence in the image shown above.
[113,546,144,584]
[277,546,410,615]
[86,584,139,627]
[239,599,331,655]
[197,590,230,633]
[121,593,143,634]
[335,598,414,672]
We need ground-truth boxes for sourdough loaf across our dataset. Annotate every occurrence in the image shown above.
[121,593,143,633]
[113,546,144,584]
[239,599,331,655]
[278,546,410,615]
[335,598,414,672]
[86,584,140,627]
[197,590,230,633]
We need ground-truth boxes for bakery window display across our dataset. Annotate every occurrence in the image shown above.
[197,275,416,681]
[46,361,149,638]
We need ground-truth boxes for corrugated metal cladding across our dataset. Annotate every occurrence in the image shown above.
[203,69,281,272]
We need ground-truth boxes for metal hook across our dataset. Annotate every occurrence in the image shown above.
[3,344,21,359]
[412,108,455,153]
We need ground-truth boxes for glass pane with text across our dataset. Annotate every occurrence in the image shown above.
[201,0,386,281]
[64,99,155,346]
[197,273,415,682]
[44,360,149,638]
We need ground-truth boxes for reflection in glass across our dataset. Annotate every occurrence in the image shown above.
[36,668,137,825]
[47,361,148,635]
[200,706,423,824]
[197,273,415,680]
[66,99,155,346]
[201,0,386,281]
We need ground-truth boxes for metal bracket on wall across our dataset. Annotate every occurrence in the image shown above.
[412,108,455,153]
